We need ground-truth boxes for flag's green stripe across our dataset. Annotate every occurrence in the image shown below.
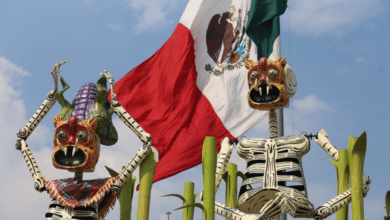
[246,0,287,59]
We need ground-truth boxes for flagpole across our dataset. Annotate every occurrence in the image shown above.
[274,33,288,220]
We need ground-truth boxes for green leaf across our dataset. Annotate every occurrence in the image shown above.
[237,171,247,181]
[222,171,228,183]
[194,193,198,202]
[161,194,186,203]
[174,203,204,211]
[351,132,367,166]
[105,166,118,177]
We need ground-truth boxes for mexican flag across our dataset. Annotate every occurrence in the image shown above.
[113,0,287,184]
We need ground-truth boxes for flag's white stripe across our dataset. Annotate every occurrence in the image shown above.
[268,35,281,61]
[180,0,282,137]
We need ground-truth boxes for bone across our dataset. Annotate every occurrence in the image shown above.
[315,129,339,161]
[51,60,67,92]
[56,139,67,156]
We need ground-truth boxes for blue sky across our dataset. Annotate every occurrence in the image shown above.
[0,0,389,219]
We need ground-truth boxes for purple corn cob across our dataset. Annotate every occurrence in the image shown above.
[72,83,98,121]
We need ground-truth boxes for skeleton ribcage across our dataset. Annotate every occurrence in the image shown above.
[45,199,99,220]
[237,135,310,213]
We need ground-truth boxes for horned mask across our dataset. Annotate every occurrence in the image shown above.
[51,75,118,172]
[245,57,297,110]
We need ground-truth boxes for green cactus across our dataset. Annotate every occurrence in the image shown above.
[162,182,198,220]
[202,136,217,220]
[224,163,237,220]
[105,166,136,220]
[348,132,367,220]
[137,151,156,220]
[385,191,390,220]
[328,149,350,220]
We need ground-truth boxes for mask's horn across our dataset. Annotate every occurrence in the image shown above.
[54,76,73,121]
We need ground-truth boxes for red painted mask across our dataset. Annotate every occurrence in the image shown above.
[52,115,100,172]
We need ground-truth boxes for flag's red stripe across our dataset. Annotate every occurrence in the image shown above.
[113,23,235,184]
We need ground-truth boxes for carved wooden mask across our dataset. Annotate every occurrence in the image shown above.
[245,57,297,110]
[52,115,101,172]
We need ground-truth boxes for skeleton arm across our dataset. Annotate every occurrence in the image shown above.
[313,129,371,219]
[102,70,151,144]
[215,137,234,193]
[101,70,152,193]
[215,200,258,220]
[15,60,67,192]
[314,174,371,219]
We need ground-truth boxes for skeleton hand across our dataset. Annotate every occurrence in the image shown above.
[51,60,67,92]
[257,192,285,220]
[100,70,116,102]
[257,190,316,219]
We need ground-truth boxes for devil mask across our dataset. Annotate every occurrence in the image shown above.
[51,75,118,172]
[245,57,297,110]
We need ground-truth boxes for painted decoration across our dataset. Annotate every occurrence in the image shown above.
[15,62,152,220]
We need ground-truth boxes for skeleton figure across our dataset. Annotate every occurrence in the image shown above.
[15,61,152,220]
[207,57,371,219]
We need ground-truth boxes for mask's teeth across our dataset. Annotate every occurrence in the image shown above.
[57,139,67,156]
[267,85,270,95]
[253,78,259,91]
[259,87,262,96]
[73,139,79,157]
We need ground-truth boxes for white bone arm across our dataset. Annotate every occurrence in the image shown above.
[315,174,371,219]
[314,129,371,218]
[315,129,339,160]
[215,200,258,220]
[17,139,45,192]
[16,60,66,142]
[101,70,152,144]
[112,143,151,193]
[111,103,152,144]
[16,91,57,142]
[215,137,234,193]
[15,61,66,192]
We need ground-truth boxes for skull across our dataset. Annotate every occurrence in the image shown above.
[245,57,297,110]
[52,115,101,172]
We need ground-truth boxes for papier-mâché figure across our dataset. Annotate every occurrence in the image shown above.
[208,57,371,220]
[15,61,152,220]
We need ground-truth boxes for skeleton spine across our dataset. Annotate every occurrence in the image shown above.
[269,110,278,138]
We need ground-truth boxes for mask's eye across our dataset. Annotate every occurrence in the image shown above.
[268,69,278,79]
[77,130,89,143]
[249,71,260,84]
[56,130,68,142]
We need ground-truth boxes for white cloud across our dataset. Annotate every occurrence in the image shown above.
[125,0,178,33]
[335,66,350,75]
[0,57,58,219]
[281,95,334,135]
[106,23,125,33]
[356,56,365,64]
[284,0,384,36]
[292,94,333,113]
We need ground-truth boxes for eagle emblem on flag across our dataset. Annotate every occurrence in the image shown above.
[204,6,252,76]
